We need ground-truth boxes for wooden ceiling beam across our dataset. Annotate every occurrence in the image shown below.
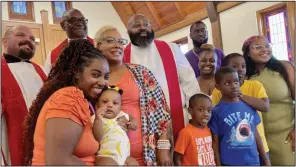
[217,2,243,13]
[174,2,185,18]
[155,9,208,37]
[206,2,223,50]
[206,2,218,22]
[146,2,163,28]
[122,2,135,16]
[111,2,244,37]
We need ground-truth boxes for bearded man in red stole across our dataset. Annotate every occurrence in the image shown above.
[43,8,94,74]
[1,25,47,165]
[124,14,200,148]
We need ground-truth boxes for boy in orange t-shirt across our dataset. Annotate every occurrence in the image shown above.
[174,93,216,166]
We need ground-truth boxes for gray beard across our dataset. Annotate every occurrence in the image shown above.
[128,30,155,48]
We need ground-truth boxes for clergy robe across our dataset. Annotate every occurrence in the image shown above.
[185,48,225,78]
[124,40,200,141]
[43,36,94,74]
[1,54,47,165]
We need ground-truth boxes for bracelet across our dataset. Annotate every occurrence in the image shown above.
[157,139,171,150]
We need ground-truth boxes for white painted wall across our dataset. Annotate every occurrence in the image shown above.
[72,2,128,39]
[157,2,282,55]
[157,18,212,50]
[2,2,128,40]
[2,1,282,54]
[220,1,281,55]
[2,2,54,25]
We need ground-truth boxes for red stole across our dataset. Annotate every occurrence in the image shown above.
[123,40,184,141]
[1,56,47,165]
[50,36,94,64]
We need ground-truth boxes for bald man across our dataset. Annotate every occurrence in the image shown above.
[43,8,94,74]
[124,14,200,143]
[1,25,47,165]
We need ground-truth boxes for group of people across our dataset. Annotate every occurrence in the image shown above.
[1,7,294,166]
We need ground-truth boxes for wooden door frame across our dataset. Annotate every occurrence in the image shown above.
[2,20,46,64]
[256,2,295,63]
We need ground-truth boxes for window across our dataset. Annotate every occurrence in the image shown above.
[51,1,72,24]
[173,37,189,54]
[265,9,291,61]
[257,2,295,62]
[8,2,34,21]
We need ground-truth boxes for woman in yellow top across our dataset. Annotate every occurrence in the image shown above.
[242,35,294,165]
[211,52,270,165]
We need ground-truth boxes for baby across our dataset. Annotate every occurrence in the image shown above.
[91,86,138,165]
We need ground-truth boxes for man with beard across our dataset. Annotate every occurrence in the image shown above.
[44,8,94,74]
[124,14,200,143]
[185,21,225,78]
[1,25,47,165]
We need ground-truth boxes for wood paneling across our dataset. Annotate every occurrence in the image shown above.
[146,2,163,28]
[2,21,45,66]
[155,9,208,38]
[41,10,50,56]
[112,2,243,38]
[173,36,188,45]
[130,2,160,31]
[48,24,67,52]
[206,2,223,50]
[151,2,183,27]
[2,10,67,66]
[41,10,67,54]
[174,2,206,17]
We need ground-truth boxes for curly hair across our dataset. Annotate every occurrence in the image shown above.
[242,36,290,87]
[22,39,107,165]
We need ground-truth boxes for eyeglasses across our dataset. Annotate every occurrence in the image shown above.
[251,44,272,51]
[65,17,88,24]
[101,37,128,45]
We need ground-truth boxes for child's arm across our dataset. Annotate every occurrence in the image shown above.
[93,107,106,141]
[117,113,138,131]
[239,93,269,112]
[173,152,183,166]
[127,113,138,131]
[212,133,221,166]
[255,128,270,166]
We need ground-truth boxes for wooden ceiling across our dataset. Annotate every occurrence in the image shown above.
[111,1,242,37]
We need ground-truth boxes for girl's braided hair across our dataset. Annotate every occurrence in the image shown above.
[22,39,107,165]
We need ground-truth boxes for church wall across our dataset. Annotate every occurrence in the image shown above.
[2,1,282,55]
[220,1,281,55]
[156,1,282,55]
[1,2,128,40]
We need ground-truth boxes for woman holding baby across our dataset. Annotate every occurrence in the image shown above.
[94,25,172,166]
[22,27,171,166]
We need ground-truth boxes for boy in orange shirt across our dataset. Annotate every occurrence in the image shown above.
[174,93,215,166]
